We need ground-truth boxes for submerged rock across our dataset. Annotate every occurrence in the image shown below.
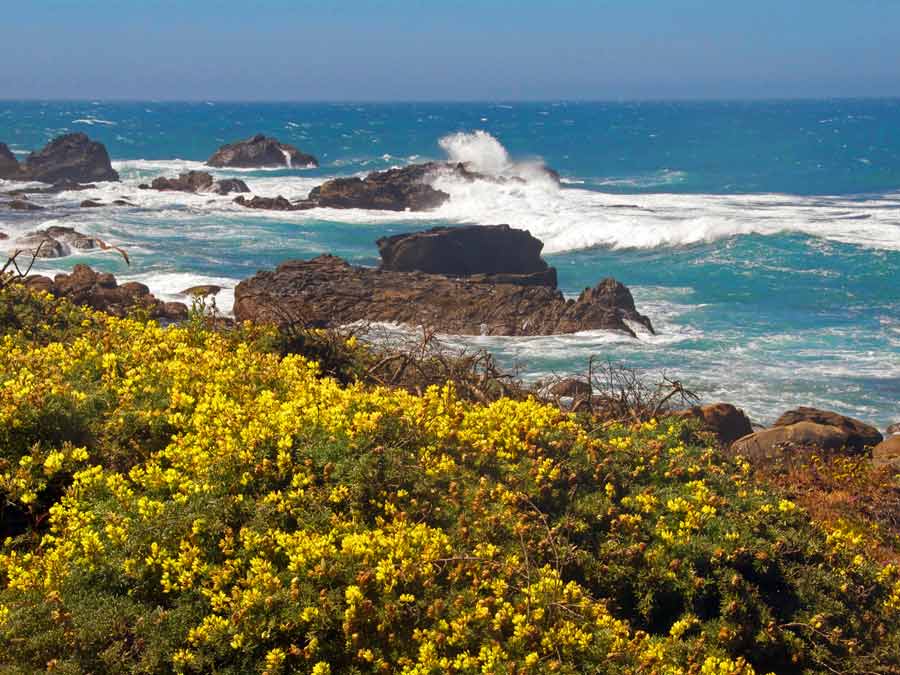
[772,407,883,451]
[376,225,555,286]
[233,195,306,211]
[80,199,105,208]
[233,254,653,337]
[674,403,754,447]
[11,226,102,259]
[6,199,43,211]
[4,180,98,197]
[16,133,118,184]
[207,134,318,168]
[26,265,187,321]
[142,170,249,195]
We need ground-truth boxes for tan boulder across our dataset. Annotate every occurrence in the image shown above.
[873,436,900,470]
[731,421,850,460]
[772,407,882,451]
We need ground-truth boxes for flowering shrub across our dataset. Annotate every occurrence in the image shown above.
[1,287,899,674]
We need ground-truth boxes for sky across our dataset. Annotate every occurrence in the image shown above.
[2,0,900,101]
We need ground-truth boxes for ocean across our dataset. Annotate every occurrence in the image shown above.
[1,100,898,429]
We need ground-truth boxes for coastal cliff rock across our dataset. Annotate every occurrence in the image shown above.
[772,407,883,451]
[376,225,555,286]
[207,134,318,168]
[25,265,187,321]
[141,170,249,195]
[0,143,19,179]
[16,133,119,184]
[233,254,653,337]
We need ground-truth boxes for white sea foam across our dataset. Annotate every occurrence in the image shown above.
[72,117,117,126]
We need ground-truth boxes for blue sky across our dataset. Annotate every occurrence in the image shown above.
[3,0,900,100]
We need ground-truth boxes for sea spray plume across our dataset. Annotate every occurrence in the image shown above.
[439,130,514,175]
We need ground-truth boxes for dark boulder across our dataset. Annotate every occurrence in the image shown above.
[233,254,653,338]
[376,225,555,286]
[20,133,119,184]
[0,143,20,179]
[80,199,105,208]
[12,227,102,259]
[144,170,250,195]
[0,232,8,240]
[674,403,754,447]
[549,378,593,400]
[772,407,882,451]
[233,195,306,211]
[207,134,318,168]
[4,180,97,197]
[34,265,187,321]
[305,163,450,211]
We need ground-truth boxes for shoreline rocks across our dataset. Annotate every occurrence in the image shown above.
[772,407,882,451]
[140,170,249,195]
[0,133,119,184]
[25,265,187,322]
[233,254,653,337]
[207,134,318,168]
[675,403,754,447]
[377,225,555,286]
[10,226,104,259]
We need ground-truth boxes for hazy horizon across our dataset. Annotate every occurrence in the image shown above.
[3,0,899,101]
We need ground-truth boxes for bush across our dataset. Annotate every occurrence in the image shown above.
[1,287,899,674]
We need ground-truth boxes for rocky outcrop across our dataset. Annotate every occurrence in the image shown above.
[0,232,8,240]
[302,163,451,211]
[873,436,900,470]
[0,143,19,179]
[25,265,187,321]
[548,378,593,400]
[141,170,249,195]
[233,195,304,211]
[180,284,222,297]
[4,180,97,196]
[772,407,882,451]
[674,403,754,447]
[13,133,119,183]
[730,422,854,460]
[80,199,104,208]
[376,225,555,286]
[887,423,900,437]
[233,254,653,337]
[207,134,318,168]
[11,227,103,259]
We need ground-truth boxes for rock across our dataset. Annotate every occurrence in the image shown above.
[0,232,7,240]
[180,284,222,297]
[731,422,852,460]
[20,133,119,184]
[772,407,882,451]
[549,378,592,399]
[304,163,450,211]
[11,227,101,259]
[207,134,318,168]
[674,403,754,447]
[15,233,69,258]
[80,199,105,208]
[144,170,249,195]
[233,195,306,211]
[7,199,43,211]
[887,423,900,437]
[36,264,186,321]
[4,180,97,196]
[211,178,250,195]
[873,436,900,469]
[112,199,135,206]
[0,143,20,179]
[233,254,653,337]
[376,225,555,286]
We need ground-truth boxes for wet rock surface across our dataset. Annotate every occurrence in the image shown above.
[207,134,318,168]
[1,133,119,184]
[233,254,653,337]
[141,170,249,195]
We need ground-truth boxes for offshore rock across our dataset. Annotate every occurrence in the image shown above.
[376,225,555,286]
[26,265,187,321]
[18,133,119,183]
[142,170,249,195]
[207,134,318,168]
[0,143,19,179]
[11,227,102,259]
[233,195,308,211]
[302,163,453,211]
[772,407,883,451]
[233,254,654,337]
[6,199,43,211]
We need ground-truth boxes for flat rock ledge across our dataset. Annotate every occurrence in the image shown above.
[233,254,654,337]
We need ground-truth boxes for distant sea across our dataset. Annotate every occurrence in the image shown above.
[1,100,898,428]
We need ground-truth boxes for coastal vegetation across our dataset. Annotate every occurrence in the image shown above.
[1,282,899,673]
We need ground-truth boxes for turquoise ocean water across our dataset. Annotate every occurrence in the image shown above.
[1,100,898,428]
